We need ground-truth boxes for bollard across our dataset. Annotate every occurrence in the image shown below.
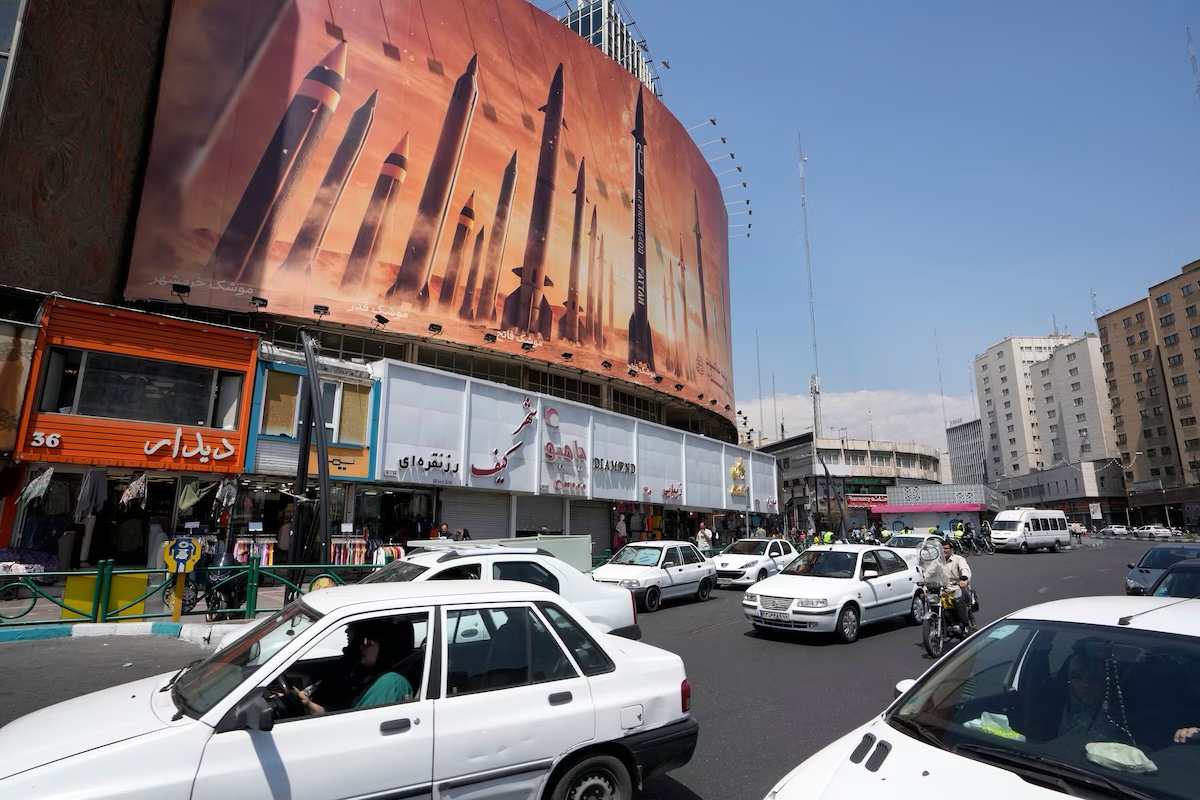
[96,561,114,623]
[170,571,186,622]
[89,561,106,624]
[244,555,260,619]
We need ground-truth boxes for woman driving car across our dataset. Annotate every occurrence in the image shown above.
[285,619,416,715]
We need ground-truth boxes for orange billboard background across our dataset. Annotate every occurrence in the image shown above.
[126,0,734,419]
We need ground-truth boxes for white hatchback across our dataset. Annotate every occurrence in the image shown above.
[713,538,798,587]
[0,582,698,800]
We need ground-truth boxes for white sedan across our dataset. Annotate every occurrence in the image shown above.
[0,581,699,799]
[713,538,798,587]
[592,540,716,612]
[743,545,923,643]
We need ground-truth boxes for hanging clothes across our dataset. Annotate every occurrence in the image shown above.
[19,468,54,504]
[120,473,147,509]
[178,481,216,512]
[44,478,72,516]
[214,478,237,511]
[75,468,108,522]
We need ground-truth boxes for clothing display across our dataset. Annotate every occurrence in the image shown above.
[371,545,406,568]
[43,477,72,516]
[75,469,108,522]
[630,513,644,532]
[114,518,144,553]
[330,537,368,565]
[233,536,276,566]
[19,468,54,504]
[178,481,216,512]
[119,473,147,509]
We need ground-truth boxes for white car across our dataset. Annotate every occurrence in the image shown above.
[762,595,1200,800]
[1100,524,1130,537]
[743,544,923,643]
[362,544,639,638]
[713,538,799,587]
[0,581,698,799]
[883,533,945,568]
[592,540,717,612]
[1134,524,1173,540]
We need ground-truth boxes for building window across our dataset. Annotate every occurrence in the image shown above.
[981,363,987,371]
[1069,367,1079,376]
[1066,351,1077,362]
[1044,395,1053,404]
[870,453,891,466]
[1006,413,1013,421]
[1042,382,1052,391]
[1071,381,1081,391]
[1147,367,1157,377]
[1130,354,1139,364]
[1144,350,1153,360]
[1149,387,1161,397]
[1157,293,1173,306]
[1158,425,1169,436]
[1076,413,1087,422]
[1112,416,1121,426]
[1154,406,1165,416]
[1151,468,1161,477]
[1002,388,1010,396]
[1166,466,1176,475]
[1137,390,1147,400]
[999,364,1006,373]
[986,399,993,407]
[1186,285,1195,296]
[1004,400,1011,409]
[1144,429,1154,439]
[1073,397,1085,406]
[38,347,244,430]
[1182,416,1197,427]
[1104,361,1114,372]
[1173,374,1189,386]
[1007,424,1015,432]
[1049,423,1059,432]
[416,347,522,388]
[1136,312,1146,322]
[1178,395,1193,408]
[845,451,866,465]
[1163,446,1173,456]
[1169,354,1184,366]
[1126,335,1136,346]
[1192,325,1200,337]
[1134,371,1144,383]
[610,388,658,423]
[982,376,990,384]
[985,387,991,395]
[1123,317,1132,327]
[1052,451,1063,461]
[1111,396,1121,406]
[1041,368,1051,378]
[1008,437,1017,445]
[1047,410,1056,418]
[1101,343,1111,354]
[1078,427,1088,437]
[1165,334,1180,346]
[1186,439,1200,449]
[1189,305,1198,317]
[1141,408,1151,419]
[1162,313,1176,326]
[1117,433,1128,444]
[527,368,603,408]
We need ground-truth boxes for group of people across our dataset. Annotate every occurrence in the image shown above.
[434,522,471,541]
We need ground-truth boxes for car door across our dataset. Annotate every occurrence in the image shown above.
[659,546,688,598]
[192,609,436,800]
[434,603,595,800]
[875,548,916,618]
[679,544,708,589]
[774,540,796,572]
[766,541,787,574]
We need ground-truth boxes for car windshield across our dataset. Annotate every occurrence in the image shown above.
[1138,549,1200,570]
[610,545,662,567]
[724,540,768,556]
[1152,567,1200,598]
[360,560,430,583]
[888,536,926,549]
[991,520,1020,531]
[173,604,319,717]
[780,549,857,578]
[889,617,1200,800]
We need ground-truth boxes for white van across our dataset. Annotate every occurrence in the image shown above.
[989,508,1069,553]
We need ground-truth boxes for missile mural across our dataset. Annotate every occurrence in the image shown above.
[459,227,487,320]
[667,256,681,375]
[678,234,693,378]
[583,205,598,341]
[693,191,709,343]
[626,87,655,370]
[437,193,476,309]
[387,54,479,306]
[557,158,587,342]
[208,41,348,285]
[661,273,675,374]
[593,235,605,348]
[340,133,409,291]
[280,89,377,276]
[605,246,614,347]
[502,63,565,338]
[476,151,518,322]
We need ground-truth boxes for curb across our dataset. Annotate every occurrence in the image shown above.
[0,620,250,647]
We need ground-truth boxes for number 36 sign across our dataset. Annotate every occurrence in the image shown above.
[29,431,62,448]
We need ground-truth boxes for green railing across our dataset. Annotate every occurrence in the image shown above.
[0,556,372,627]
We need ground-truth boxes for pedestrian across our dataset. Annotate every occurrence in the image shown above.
[461,527,471,541]
[696,522,712,552]
[438,522,451,539]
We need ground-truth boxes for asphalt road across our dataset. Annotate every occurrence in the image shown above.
[0,540,1148,800]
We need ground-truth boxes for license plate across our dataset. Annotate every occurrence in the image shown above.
[760,611,789,621]
[717,578,732,586]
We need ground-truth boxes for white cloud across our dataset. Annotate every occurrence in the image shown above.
[737,389,977,450]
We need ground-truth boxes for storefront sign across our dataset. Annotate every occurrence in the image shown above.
[143,427,237,464]
[846,493,889,508]
[593,458,636,473]
[729,457,748,497]
[662,484,682,501]
[398,452,461,475]
[543,478,587,494]
[545,441,587,463]
[470,397,535,485]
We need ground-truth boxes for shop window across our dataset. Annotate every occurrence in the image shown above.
[262,370,301,436]
[260,371,371,445]
[338,383,371,445]
[39,347,243,429]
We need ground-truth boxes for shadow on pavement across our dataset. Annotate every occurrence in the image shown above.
[641,775,706,800]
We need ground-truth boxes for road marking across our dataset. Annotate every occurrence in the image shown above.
[1062,576,1075,580]
[1038,587,1049,593]
[1097,568,1111,572]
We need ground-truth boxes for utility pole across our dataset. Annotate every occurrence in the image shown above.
[798,135,822,440]
[756,329,765,444]
[772,371,780,444]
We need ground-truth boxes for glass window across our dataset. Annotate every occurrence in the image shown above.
[663,547,683,567]
[261,369,300,436]
[445,607,575,695]
[492,560,560,594]
[610,546,663,566]
[537,603,614,676]
[37,347,82,413]
[1136,311,1146,322]
[430,563,482,581]
[877,549,907,574]
[860,550,883,575]
[782,549,857,578]
[681,545,703,564]
[337,383,371,445]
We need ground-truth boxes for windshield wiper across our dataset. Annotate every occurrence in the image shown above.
[889,716,949,750]
[954,743,1155,800]
[160,658,203,692]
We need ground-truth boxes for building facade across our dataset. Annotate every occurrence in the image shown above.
[1035,334,1117,467]
[974,334,1078,478]
[559,0,659,94]
[992,461,1127,528]
[871,482,1006,535]
[945,418,986,485]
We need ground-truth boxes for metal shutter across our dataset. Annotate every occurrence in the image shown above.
[515,495,565,534]
[439,490,511,539]
[569,500,613,556]
[254,439,300,475]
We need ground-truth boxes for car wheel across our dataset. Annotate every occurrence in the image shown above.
[642,586,661,613]
[1019,542,1028,554]
[757,569,768,582]
[906,593,924,626]
[1052,540,1062,553]
[550,754,632,800]
[836,604,860,643]
[696,578,712,602]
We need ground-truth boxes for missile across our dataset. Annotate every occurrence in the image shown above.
[661,273,674,373]
[437,192,476,309]
[208,41,348,285]
[626,87,655,370]
[667,254,681,374]
[678,233,693,378]
[476,151,517,322]
[502,63,565,336]
[458,227,487,320]
[694,191,709,343]
[594,235,605,348]
[605,245,614,347]
[280,90,377,276]
[583,205,598,341]
[387,54,479,306]
[557,158,586,342]
[340,133,409,291]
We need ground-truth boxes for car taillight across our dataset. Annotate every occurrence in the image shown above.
[681,679,691,713]
[631,589,638,624]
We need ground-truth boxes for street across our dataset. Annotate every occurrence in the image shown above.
[0,540,1145,799]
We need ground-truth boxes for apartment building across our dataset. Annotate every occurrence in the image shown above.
[1037,334,1118,465]
[946,418,987,485]
[974,334,1078,477]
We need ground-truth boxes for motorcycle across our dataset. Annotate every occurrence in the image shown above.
[160,548,246,621]
[919,580,977,658]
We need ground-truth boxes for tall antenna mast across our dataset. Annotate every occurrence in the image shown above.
[756,329,765,445]
[934,328,949,436]
[1188,27,1200,104]
[772,371,780,442]
[798,134,822,439]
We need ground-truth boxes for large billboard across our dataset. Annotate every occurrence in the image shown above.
[126,0,734,420]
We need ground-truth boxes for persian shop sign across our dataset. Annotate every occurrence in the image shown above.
[846,494,889,508]
[125,0,736,423]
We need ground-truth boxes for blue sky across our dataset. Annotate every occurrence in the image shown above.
[609,1,1200,445]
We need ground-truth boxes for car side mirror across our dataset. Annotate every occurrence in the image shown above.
[1127,564,1135,570]
[662,562,675,569]
[895,678,916,699]
[234,695,274,732]
[863,569,879,579]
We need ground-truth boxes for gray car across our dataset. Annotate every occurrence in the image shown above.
[1125,543,1200,595]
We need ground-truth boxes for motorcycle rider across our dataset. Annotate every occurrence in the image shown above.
[923,539,973,634]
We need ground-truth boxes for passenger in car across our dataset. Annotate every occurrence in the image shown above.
[1056,655,1131,743]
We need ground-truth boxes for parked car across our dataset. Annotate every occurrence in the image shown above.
[1098,524,1129,537]
[0,581,699,799]
[713,537,798,588]
[988,508,1069,553]
[1126,543,1200,595]
[591,540,716,612]
[742,544,922,643]
[1133,524,1174,539]
[1146,558,1200,598]
[884,533,945,568]
[362,544,639,638]
[760,595,1200,800]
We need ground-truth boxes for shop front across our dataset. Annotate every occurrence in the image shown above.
[372,360,778,556]
[5,298,258,568]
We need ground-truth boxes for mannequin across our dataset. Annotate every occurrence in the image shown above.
[614,514,628,549]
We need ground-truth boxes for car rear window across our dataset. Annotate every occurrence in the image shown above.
[361,560,430,583]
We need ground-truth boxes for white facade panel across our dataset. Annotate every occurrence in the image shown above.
[750,452,777,513]
[539,400,592,498]
[590,413,638,501]
[683,437,725,509]
[376,366,467,487]
[465,383,539,495]
[635,424,685,507]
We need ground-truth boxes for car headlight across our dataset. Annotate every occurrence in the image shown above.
[1125,579,1141,591]
[743,593,758,604]
[619,578,642,589]
[795,598,828,608]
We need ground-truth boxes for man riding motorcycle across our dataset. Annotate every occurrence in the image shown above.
[922,539,972,634]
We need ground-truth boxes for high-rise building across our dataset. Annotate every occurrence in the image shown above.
[1097,258,1200,526]
[558,0,658,94]
[1035,335,1118,465]
[946,418,987,485]
[974,334,1078,477]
